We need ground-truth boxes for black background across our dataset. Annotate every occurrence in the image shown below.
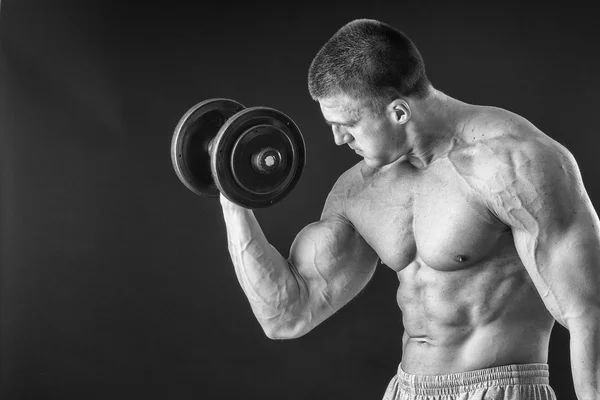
[1,1,598,399]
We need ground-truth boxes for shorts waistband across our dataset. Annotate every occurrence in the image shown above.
[397,363,550,396]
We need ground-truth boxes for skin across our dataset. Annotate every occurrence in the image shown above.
[220,88,600,399]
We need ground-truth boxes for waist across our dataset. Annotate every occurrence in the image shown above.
[397,363,550,396]
[401,323,552,374]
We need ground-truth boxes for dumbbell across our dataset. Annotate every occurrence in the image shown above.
[171,99,306,209]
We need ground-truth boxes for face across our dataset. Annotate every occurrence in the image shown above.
[318,93,409,168]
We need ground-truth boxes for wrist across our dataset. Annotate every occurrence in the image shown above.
[220,194,247,214]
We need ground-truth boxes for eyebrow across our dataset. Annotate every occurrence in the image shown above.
[323,117,359,126]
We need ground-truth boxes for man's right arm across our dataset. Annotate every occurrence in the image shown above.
[220,178,379,340]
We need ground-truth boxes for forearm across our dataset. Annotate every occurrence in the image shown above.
[569,313,600,400]
[220,196,307,337]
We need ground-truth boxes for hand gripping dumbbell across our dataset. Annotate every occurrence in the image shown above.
[171,99,306,209]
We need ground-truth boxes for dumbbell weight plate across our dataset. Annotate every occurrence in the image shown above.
[171,98,245,197]
[211,107,306,209]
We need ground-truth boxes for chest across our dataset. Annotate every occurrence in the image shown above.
[345,161,509,271]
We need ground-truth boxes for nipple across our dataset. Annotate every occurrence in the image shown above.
[454,255,469,263]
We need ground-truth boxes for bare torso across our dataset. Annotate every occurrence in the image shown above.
[341,107,556,374]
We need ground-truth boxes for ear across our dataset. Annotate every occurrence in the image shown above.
[390,99,411,125]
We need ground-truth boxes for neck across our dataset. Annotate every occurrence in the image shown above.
[404,89,467,168]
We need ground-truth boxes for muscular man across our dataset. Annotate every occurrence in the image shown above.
[220,19,600,400]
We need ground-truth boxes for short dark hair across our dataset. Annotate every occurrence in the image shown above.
[308,19,431,112]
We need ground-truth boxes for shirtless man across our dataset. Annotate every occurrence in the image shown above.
[219,19,600,400]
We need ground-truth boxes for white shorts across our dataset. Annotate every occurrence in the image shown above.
[382,363,556,400]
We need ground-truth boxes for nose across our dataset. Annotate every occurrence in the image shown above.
[332,125,352,146]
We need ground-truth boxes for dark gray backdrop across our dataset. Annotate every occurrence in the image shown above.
[1,1,598,399]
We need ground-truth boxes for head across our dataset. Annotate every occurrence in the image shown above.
[308,19,432,167]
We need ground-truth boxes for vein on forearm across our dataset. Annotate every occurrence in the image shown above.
[227,223,302,321]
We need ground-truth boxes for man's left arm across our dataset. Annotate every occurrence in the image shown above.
[482,138,600,400]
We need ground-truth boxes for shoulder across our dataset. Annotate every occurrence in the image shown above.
[448,106,584,226]
[450,106,577,189]
[321,161,364,220]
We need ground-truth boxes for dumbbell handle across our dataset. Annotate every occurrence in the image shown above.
[208,135,282,175]
[252,147,282,174]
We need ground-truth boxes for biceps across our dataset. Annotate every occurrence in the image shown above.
[513,219,600,327]
[287,218,379,312]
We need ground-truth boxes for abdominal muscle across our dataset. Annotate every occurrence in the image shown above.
[395,252,555,375]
